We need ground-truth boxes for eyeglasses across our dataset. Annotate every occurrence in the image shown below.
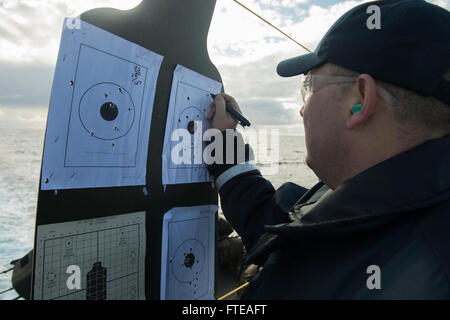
[300,74,397,105]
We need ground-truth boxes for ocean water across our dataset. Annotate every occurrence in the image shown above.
[0,128,45,300]
[0,127,318,300]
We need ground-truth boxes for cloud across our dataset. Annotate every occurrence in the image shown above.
[211,1,372,130]
[1,0,448,130]
[429,0,450,8]
[0,105,48,129]
[0,0,142,64]
[219,53,299,99]
[241,98,300,126]
[0,0,361,131]
[208,0,370,67]
[215,53,304,133]
[0,0,142,107]
[0,61,54,106]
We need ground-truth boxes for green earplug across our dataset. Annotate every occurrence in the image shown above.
[352,104,363,114]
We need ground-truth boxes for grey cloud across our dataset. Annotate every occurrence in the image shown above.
[216,53,302,126]
[0,61,54,106]
[240,98,301,126]
[219,53,301,99]
[0,1,68,48]
[0,0,304,128]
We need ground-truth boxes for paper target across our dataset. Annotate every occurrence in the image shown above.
[78,82,135,140]
[33,212,146,300]
[171,239,205,284]
[179,107,204,138]
[41,19,163,190]
[161,205,217,300]
[64,44,146,168]
[162,65,222,185]
[169,87,211,170]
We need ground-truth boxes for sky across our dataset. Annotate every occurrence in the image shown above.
[0,0,448,135]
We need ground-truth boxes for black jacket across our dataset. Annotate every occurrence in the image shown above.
[208,134,450,299]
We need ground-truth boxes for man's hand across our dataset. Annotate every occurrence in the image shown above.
[207,93,243,132]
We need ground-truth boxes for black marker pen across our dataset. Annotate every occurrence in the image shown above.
[210,94,251,128]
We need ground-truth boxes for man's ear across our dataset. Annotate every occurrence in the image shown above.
[346,74,378,130]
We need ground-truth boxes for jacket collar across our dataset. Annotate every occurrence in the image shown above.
[266,134,450,236]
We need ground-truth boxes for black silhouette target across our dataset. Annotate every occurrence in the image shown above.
[79,82,135,140]
[170,239,205,283]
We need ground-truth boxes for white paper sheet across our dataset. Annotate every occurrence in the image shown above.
[41,18,163,190]
[160,205,217,300]
[162,65,222,186]
[33,212,146,300]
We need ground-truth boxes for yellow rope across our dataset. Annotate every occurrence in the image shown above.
[232,0,312,53]
[217,282,250,300]
[214,2,310,302]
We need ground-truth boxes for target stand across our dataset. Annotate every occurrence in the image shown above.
[32,0,221,300]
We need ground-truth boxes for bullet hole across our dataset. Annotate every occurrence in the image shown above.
[100,102,119,121]
[184,253,195,269]
[187,121,196,134]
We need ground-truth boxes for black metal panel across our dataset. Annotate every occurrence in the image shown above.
[33,0,221,300]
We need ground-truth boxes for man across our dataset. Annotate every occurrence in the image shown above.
[207,0,450,299]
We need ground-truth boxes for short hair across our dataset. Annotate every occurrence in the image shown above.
[327,63,450,137]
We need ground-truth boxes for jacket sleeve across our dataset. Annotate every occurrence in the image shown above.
[207,130,292,251]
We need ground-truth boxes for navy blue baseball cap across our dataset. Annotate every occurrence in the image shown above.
[277,0,450,105]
